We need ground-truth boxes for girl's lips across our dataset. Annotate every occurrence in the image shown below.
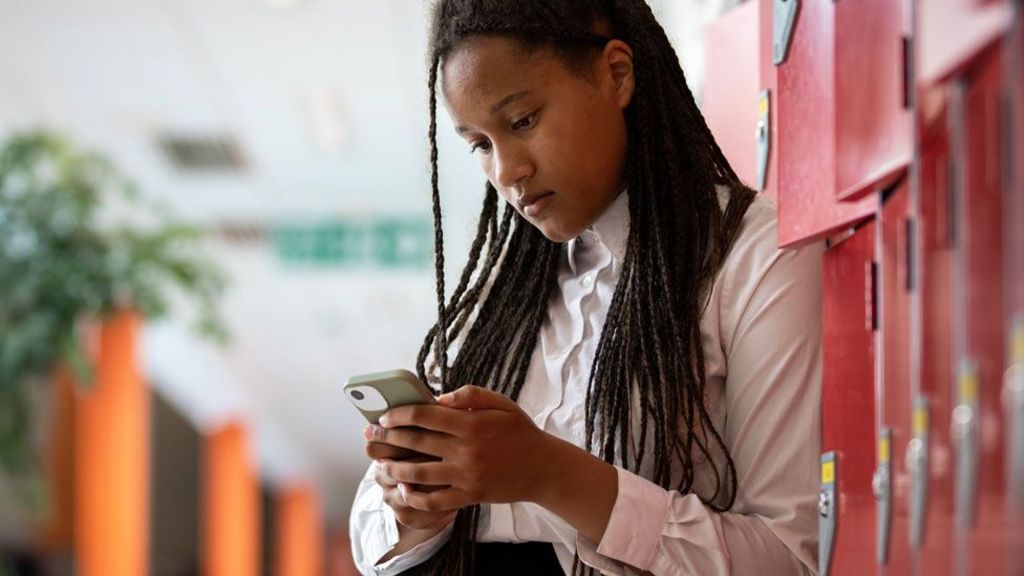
[519,191,554,217]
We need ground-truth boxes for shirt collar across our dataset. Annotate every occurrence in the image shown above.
[566,189,630,273]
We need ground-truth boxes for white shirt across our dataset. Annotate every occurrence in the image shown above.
[350,186,823,575]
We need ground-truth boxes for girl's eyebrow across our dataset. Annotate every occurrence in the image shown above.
[456,90,535,134]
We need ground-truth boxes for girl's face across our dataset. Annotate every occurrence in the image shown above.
[442,35,635,243]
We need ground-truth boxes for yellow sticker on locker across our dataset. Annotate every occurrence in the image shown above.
[821,460,835,484]
[878,436,891,463]
[758,94,769,117]
[913,405,928,437]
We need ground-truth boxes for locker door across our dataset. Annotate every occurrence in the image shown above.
[915,118,956,576]
[949,47,1008,576]
[821,219,877,576]
[758,0,875,247]
[879,180,913,573]
[702,0,761,196]
[834,0,913,202]
[918,0,1013,86]
[1005,12,1024,573]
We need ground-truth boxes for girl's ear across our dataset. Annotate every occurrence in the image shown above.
[603,39,635,109]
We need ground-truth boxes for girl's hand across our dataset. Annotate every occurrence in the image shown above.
[368,385,555,513]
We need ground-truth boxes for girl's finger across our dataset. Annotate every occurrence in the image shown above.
[365,441,434,461]
[382,460,454,486]
[379,404,467,435]
[368,425,453,458]
[373,462,398,488]
[400,485,474,513]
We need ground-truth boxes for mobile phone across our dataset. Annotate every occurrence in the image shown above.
[343,369,438,424]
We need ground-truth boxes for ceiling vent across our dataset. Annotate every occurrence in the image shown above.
[157,133,248,173]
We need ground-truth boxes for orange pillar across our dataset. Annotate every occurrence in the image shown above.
[203,421,260,576]
[73,311,150,576]
[276,484,323,576]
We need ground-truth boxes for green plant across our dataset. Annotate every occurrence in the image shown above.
[0,129,228,473]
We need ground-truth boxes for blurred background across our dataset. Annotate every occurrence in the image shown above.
[0,1,739,574]
[4,0,1023,575]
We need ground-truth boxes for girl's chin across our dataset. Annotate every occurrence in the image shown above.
[533,220,583,244]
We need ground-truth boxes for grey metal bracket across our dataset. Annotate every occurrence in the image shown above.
[1005,315,1024,512]
[908,396,930,550]
[952,360,980,529]
[773,0,800,65]
[756,90,771,192]
[819,451,837,576]
[874,427,892,564]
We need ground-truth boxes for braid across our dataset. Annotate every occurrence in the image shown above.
[415,1,758,573]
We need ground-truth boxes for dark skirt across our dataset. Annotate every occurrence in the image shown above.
[400,541,565,575]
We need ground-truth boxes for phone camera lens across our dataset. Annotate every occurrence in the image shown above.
[351,390,365,400]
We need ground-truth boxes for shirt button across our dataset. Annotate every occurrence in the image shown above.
[581,274,593,288]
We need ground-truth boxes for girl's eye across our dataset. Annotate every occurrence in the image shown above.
[470,140,492,154]
[512,114,536,131]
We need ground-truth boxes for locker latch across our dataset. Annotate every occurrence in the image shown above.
[952,360,980,528]
[907,396,930,550]
[772,0,799,65]
[819,452,837,576]
[873,428,892,565]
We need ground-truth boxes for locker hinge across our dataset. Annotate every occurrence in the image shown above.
[867,260,879,331]
[905,217,916,292]
[773,0,799,65]
[901,36,913,110]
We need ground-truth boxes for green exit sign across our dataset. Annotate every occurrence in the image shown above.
[273,217,433,269]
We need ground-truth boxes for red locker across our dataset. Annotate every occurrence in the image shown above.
[1005,10,1024,571]
[878,180,913,573]
[759,0,875,247]
[820,219,877,576]
[833,0,913,202]
[702,1,762,198]
[915,116,956,576]
[949,46,1008,575]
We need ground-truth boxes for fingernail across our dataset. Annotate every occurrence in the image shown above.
[398,483,409,498]
[363,425,373,440]
[379,414,390,427]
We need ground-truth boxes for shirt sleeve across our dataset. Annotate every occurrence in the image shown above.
[349,461,454,576]
[577,213,823,575]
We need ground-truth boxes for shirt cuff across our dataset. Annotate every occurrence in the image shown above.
[370,516,454,575]
[588,466,671,571]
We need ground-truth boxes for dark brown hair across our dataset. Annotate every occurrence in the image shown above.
[415,1,756,574]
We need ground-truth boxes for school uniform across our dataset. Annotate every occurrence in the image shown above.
[350,186,823,575]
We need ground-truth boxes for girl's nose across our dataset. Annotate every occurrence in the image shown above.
[492,144,534,190]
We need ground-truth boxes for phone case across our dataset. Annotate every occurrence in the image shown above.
[343,368,437,424]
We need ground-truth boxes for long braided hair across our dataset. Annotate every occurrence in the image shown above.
[415,1,757,574]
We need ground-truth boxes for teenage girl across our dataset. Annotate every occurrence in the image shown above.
[351,1,822,574]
